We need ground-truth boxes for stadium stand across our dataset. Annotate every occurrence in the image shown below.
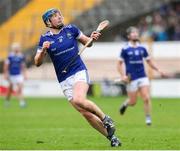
[0,0,103,61]
[72,0,180,42]
[138,1,180,41]
[0,0,179,81]
[0,0,30,24]
[72,0,170,37]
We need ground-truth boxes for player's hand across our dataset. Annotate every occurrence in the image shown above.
[159,71,173,78]
[121,75,130,83]
[158,70,166,78]
[160,72,167,78]
[90,31,101,40]
[42,41,50,52]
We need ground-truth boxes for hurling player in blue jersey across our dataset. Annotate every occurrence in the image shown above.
[4,42,27,107]
[117,27,166,125]
[34,8,120,147]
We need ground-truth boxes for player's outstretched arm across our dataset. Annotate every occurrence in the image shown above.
[34,41,50,67]
[117,60,129,82]
[146,59,167,77]
[21,63,27,80]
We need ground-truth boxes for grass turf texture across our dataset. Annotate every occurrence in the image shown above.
[0,96,180,150]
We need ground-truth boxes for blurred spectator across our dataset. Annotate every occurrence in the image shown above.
[138,1,180,41]
[173,23,180,40]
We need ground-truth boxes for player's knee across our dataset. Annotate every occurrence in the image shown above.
[128,99,136,106]
[143,96,150,104]
[72,95,85,107]
[17,88,22,94]
[129,102,136,106]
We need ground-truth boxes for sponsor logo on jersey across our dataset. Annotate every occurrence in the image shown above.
[51,48,56,51]
[127,51,133,55]
[54,46,74,56]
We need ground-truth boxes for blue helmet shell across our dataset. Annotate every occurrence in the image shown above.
[42,8,59,26]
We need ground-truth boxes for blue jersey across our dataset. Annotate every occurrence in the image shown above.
[119,42,150,81]
[6,52,25,75]
[37,24,87,83]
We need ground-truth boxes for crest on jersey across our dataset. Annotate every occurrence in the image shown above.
[140,50,144,55]
[58,36,63,43]
[67,32,73,39]
[135,50,140,56]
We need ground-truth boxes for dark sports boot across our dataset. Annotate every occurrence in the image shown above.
[110,135,121,147]
[102,115,115,139]
[119,104,128,115]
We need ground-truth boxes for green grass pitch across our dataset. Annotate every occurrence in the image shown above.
[0,96,180,150]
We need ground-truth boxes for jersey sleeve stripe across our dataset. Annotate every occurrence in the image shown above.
[118,57,124,61]
[144,56,151,60]
[76,31,83,39]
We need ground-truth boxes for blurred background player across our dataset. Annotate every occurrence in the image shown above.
[34,8,121,147]
[117,26,167,125]
[3,42,27,107]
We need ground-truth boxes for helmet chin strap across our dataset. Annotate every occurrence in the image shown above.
[50,23,64,30]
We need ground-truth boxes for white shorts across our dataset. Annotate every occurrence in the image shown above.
[9,74,24,85]
[127,77,150,92]
[60,70,90,101]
